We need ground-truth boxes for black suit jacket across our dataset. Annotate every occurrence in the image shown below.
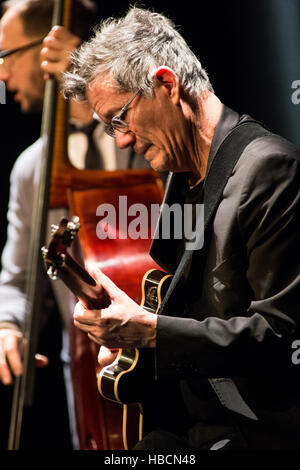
[150,105,300,449]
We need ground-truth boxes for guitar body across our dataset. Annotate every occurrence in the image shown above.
[97,269,173,448]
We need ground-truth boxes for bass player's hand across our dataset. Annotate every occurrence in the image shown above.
[0,326,48,385]
[0,326,22,385]
[40,25,81,82]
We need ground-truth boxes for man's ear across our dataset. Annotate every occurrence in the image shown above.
[153,66,180,104]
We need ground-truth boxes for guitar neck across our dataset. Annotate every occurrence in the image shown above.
[52,253,110,310]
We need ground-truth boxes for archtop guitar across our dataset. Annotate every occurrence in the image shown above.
[42,216,177,449]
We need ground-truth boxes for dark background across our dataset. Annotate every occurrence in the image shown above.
[0,0,299,256]
[0,0,299,450]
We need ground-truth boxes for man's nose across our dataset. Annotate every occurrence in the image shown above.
[114,130,136,149]
[0,66,9,82]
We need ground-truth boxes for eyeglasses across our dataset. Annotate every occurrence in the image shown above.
[104,89,141,137]
[0,38,43,67]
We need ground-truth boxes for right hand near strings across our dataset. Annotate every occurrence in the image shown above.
[98,345,119,369]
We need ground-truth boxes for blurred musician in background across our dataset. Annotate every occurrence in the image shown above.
[0,0,149,449]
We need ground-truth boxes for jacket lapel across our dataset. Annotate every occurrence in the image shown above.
[150,172,189,273]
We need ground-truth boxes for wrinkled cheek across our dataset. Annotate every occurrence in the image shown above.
[159,132,181,163]
[134,122,155,142]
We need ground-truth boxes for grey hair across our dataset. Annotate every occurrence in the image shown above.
[63,7,213,101]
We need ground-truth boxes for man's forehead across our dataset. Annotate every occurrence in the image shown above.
[87,77,128,115]
[0,9,28,45]
[88,76,117,97]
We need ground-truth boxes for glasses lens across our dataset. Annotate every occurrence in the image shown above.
[112,117,129,132]
[104,119,130,137]
[104,90,140,137]
[104,124,116,137]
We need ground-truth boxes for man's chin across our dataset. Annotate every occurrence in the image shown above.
[149,160,169,173]
[145,148,169,172]
[148,153,170,172]
[19,95,43,114]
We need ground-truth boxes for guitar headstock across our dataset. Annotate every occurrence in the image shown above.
[41,216,81,280]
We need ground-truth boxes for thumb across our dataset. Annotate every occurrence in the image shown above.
[89,266,122,301]
[98,346,118,368]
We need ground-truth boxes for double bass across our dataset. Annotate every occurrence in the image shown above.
[8,0,164,450]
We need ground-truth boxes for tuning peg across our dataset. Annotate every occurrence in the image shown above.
[41,246,48,258]
[51,224,59,234]
[47,265,59,281]
[66,217,80,240]
[67,218,80,231]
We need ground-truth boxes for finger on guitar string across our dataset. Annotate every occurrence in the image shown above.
[88,332,122,350]
[73,301,103,325]
[87,332,105,346]
[89,266,124,302]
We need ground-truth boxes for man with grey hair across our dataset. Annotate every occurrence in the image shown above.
[64,7,300,449]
